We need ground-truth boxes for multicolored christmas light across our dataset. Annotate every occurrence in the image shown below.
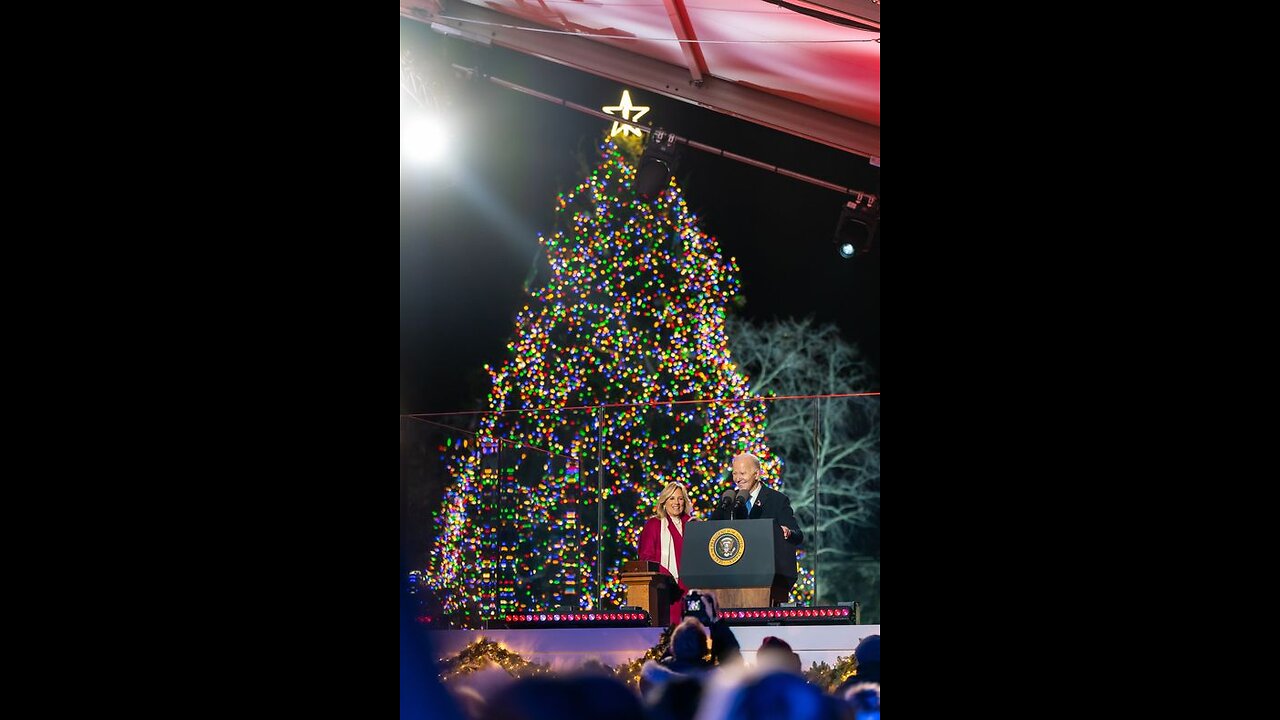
[426,140,816,623]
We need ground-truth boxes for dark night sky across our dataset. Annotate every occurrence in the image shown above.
[400,17,879,415]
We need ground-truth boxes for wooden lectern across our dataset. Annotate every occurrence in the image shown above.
[621,559,679,627]
[680,519,798,607]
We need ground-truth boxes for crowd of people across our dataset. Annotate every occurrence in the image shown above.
[419,588,880,720]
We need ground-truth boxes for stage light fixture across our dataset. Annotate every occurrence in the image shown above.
[502,609,652,628]
[718,604,857,625]
[833,193,879,260]
[636,128,683,199]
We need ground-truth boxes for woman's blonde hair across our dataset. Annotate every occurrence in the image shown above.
[653,481,692,519]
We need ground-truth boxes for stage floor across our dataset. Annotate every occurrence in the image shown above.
[427,624,880,671]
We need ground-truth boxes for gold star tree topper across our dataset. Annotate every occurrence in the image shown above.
[602,90,649,138]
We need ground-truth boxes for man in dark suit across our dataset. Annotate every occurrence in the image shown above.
[709,452,803,546]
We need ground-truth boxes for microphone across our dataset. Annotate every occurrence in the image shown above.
[715,490,735,511]
[732,490,747,520]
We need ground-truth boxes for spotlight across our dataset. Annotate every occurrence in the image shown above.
[833,194,879,259]
[401,114,449,164]
[636,128,683,199]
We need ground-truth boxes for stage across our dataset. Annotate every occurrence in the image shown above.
[428,624,880,671]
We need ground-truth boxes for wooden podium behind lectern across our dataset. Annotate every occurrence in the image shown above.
[621,560,679,627]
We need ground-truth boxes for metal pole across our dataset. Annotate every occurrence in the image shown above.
[812,397,821,603]
[596,405,606,610]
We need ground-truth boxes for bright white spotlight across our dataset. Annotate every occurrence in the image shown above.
[401,115,448,164]
[838,242,857,259]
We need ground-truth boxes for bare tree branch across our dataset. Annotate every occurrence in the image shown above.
[728,316,879,610]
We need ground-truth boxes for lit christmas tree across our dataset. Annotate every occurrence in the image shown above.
[426,139,812,625]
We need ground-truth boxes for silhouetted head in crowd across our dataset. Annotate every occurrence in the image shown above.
[478,674,644,720]
[645,674,703,720]
[852,634,879,683]
[668,617,711,664]
[714,670,852,720]
[841,681,880,720]
[756,635,803,674]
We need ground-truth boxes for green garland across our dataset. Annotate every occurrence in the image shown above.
[608,625,675,688]
[437,627,675,688]
[803,654,860,692]
[441,630,863,693]
[437,638,552,682]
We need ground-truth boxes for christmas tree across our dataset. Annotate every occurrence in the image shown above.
[426,139,803,625]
